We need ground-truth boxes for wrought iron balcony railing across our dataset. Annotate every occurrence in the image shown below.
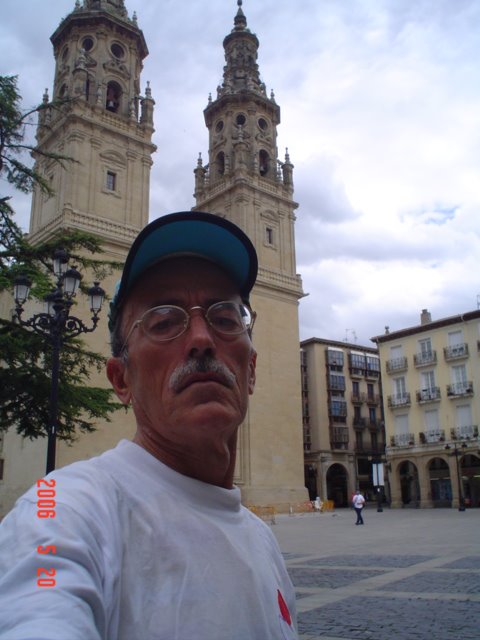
[390,433,415,447]
[386,356,408,373]
[447,382,473,398]
[444,343,469,361]
[416,387,441,403]
[387,392,411,408]
[414,350,437,367]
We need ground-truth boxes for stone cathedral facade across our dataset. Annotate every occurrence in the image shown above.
[0,0,307,513]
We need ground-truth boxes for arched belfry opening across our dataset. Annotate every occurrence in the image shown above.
[259,150,269,177]
[106,81,122,113]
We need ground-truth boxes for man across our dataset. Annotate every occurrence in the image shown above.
[0,212,298,639]
[352,489,366,525]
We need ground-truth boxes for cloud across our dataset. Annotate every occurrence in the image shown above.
[1,0,479,348]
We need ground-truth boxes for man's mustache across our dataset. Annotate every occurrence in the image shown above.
[169,357,236,392]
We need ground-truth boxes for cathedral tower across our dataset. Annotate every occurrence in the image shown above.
[29,0,155,254]
[194,1,307,507]
[0,1,155,514]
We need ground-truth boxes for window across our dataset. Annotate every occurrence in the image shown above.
[110,43,125,59]
[265,227,273,245]
[419,338,432,357]
[106,171,117,191]
[329,374,345,391]
[82,36,94,52]
[106,81,121,113]
[421,370,435,391]
[355,430,363,448]
[327,349,344,367]
[349,353,365,369]
[352,381,360,396]
[366,356,380,373]
[367,383,374,399]
[369,407,376,423]
[259,150,269,176]
[216,152,225,177]
[393,377,406,397]
[330,400,347,417]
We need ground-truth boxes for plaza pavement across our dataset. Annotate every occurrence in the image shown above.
[271,506,480,640]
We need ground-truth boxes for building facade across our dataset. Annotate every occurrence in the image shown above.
[193,2,307,508]
[373,309,480,509]
[301,338,386,507]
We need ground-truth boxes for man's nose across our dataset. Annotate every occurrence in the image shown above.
[185,308,216,356]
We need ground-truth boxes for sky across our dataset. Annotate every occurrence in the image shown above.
[1,0,479,347]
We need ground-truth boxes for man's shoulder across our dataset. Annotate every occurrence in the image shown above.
[20,440,133,513]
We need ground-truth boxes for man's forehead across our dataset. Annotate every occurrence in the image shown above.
[126,256,241,301]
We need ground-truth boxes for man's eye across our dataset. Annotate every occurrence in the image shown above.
[210,312,242,330]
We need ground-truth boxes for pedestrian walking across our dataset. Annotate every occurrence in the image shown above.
[352,490,365,525]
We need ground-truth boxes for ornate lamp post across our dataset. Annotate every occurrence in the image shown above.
[13,249,105,474]
[444,442,468,512]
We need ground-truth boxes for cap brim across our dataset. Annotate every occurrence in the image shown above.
[109,211,258,330]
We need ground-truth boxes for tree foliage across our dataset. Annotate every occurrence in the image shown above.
[0,75,124,441]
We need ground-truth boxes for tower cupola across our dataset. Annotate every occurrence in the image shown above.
[198,0,294,189]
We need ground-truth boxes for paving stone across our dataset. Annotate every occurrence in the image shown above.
[303,554,434,568]
[442,555,480,569]
[288,567,388,589]
[272,509,480,639]
[297,596,480,640]
[382,570,480,594]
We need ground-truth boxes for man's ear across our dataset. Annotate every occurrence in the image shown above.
[106,357,132,405]
[248,349,257,395]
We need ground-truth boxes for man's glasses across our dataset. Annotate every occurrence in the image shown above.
[121,301,256,352]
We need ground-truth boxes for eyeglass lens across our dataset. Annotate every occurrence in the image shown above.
[141,302,252,342]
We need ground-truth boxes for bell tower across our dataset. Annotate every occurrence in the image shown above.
[194,1,307,508]
[29,0,155,254]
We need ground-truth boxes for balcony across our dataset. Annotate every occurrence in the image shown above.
[387,392,411,408]
[419,429,446,444]
[365,367,380,380]
[416,387,441,403]
[368,420,382,431]
[414,350,437,367]
[390,433,415,447]
[353,417,367,429]
[450,425,479,440]
[330,426,349,450]
[349,366,365,379]
[447,381,473,398]
[355,444,385,456]
[351,392,366,404]
[444,343,469,361]
[386,356,408,374]
[366,394,381,405]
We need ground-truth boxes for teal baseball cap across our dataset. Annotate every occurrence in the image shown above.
[108,211,258,331]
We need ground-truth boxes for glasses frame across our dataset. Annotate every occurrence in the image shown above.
[120,301,256,354]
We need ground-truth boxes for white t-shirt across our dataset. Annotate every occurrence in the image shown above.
[352,493,365,508]
[0,440,297,640]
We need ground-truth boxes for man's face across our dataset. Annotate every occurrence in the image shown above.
[107,257,256,473]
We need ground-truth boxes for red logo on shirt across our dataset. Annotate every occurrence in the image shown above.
[277,589,292,626]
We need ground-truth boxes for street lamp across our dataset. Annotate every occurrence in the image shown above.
[444,442,468,512]
[13,249,105,474]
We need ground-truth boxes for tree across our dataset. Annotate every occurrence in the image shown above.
[0,75,124,441]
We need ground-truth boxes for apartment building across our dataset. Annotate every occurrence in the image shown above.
[301,338,386,507]
[372,309,480,509]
